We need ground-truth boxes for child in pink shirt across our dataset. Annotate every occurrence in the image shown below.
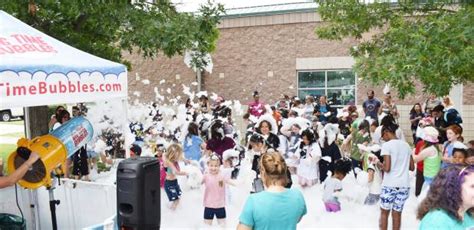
[156,144,166,188]
[202,154,235,226]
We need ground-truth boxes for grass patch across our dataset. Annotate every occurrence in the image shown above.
[0,143,17,175]
[0,120,24,125]
[0,144,16,158]
[0,132,25,138]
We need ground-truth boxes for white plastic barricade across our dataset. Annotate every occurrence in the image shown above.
[0,179,116,229]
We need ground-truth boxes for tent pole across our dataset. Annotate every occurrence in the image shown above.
[24,108,41,230]
[48,185,59,230]
[123,99,130,158]
[24,107,30,139]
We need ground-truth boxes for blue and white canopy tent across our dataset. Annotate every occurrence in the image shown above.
[0,10,127,108]
[0,10,126,229]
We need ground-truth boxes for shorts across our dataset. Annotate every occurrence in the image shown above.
[87,150,98,158]
[324,201,341,212]
[364,193,380,205]
[380,186,410,212]
[203,207,226,220]
[164,179,182,201]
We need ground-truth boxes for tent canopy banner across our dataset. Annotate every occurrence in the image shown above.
[0,10,127,108]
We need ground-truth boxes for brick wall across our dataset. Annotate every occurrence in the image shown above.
[464,82,474,103]
[124,11,474,143]
[462,105,474,143]
[124,20,357,104]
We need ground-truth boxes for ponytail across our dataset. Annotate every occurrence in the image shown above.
[260,151,288,187]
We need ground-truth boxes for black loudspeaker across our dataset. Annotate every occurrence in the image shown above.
[117,157,160,229]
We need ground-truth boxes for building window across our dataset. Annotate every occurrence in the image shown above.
[297,70,356,106]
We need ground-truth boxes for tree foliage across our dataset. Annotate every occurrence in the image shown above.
[0,0,225,70]
[315,1,474,98]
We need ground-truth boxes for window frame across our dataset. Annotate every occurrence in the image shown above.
[296,69,357,106]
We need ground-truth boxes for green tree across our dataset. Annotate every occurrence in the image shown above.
[315,1,474,98]
[0,0,225,70]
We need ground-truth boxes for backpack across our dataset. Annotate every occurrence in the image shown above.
[444,108,463,126]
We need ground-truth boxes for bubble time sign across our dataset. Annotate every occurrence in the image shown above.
[0,34,57,54]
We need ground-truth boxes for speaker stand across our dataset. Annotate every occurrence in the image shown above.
[47,179,60,230]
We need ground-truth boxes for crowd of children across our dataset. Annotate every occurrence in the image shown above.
[50,88,474,228]
[127,89,473,228]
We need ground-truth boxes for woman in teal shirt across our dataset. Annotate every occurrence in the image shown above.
[238,151,307,230]
[418,165,474,229]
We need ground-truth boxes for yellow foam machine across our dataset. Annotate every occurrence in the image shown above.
[7,116,94,189]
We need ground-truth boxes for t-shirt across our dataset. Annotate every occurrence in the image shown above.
[303,104,315,120]
[316,104,329,122]
[158,158,166,188]
[220,166,232,180]
[444,107,463,126]
[380,102,398,118]
[420,209,474,230]
[296,143,322,180]
[414,140,426,172]
[419,146,440,178]
[351,132,371,161]
[441,141,459,168]
[183,135,203,161]
[203,172,229,208]
[435,117,448,143]
[220,166,233,204]
[287,134,301,156]
[373,126,406,145]
[381,139,412,188]
[213,105,232,118]
[424,99,441,114]
[272,111,282,125]
[239,189,307,230]
[339,119,351,138]
[410,112,425,130]
[363,98,381,120]
[206,137,235,159]
[322,177,342,202]
[249,101,265,118]
[52,122,62,131]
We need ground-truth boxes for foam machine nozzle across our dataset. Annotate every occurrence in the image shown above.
[7,116,94,189]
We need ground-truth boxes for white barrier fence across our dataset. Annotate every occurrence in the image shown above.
[0,179,116,229]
